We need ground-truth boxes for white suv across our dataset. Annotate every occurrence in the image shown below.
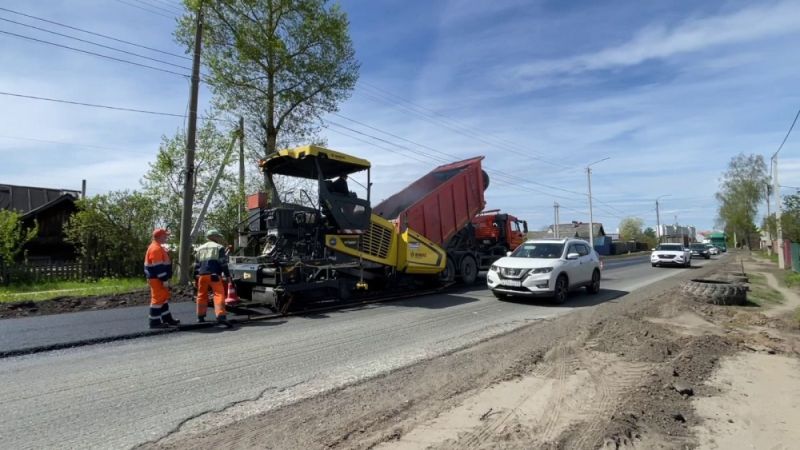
[650,243,692,267]
[486,238,601,304]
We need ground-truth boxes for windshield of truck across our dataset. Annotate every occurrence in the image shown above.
[656,244,683,251]
[511,243,564,259]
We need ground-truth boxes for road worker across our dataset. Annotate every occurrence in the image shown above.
[144,228,180,328]
[195,229,233,327]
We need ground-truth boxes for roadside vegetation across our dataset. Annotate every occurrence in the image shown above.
[746,272,785,306]
[0,278,145,303]
[785,272,800,288]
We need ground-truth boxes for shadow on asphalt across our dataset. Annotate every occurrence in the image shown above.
[497,288,629,308]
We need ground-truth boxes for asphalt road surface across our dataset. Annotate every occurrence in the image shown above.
[0,255,720,449]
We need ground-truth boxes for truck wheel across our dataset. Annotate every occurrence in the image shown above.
[439,257,456,284]
[459,255,478,285]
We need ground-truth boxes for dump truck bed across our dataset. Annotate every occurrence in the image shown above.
[373,157,486,247]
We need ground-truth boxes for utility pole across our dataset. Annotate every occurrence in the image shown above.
[238,117,247,249]
[766,182,772,256]
[587,167,594,249]
[553,202,560,238]
[178,4,204,285]
[586,157,609,250]
[773,156,785,269]
[655,200,661,243]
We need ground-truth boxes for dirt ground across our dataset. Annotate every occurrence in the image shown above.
[142,253,800,450]
[0,286,196,319]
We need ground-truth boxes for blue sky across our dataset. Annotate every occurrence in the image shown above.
[1,0,799,234]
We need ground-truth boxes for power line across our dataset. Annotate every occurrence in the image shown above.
[0,91,225,121]
[0,29,189,77]
[130,0,182,15]
[114,0,176,20]
[773,108,800,158]
[0,6,190,60]
[0,134,138,153]
[0,16,192,71]
[361,81,571,169]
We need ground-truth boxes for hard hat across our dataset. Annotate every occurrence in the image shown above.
[206,229,223,239]
[152,228,169,239]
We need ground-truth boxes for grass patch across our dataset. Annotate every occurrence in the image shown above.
[794,308,800,327]
[755,250,779,264]
[0,278,146,303]
[785,272,800,289]
[748,285,785,306]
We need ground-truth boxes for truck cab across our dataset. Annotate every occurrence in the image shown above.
[472,211,528,254]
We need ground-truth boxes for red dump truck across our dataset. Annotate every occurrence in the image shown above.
[374,157,527,284]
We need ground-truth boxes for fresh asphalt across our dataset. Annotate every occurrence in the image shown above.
[0,255,723,449]
[0,254,652,356]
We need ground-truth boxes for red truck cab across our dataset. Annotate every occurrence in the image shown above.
[472,211,528,254]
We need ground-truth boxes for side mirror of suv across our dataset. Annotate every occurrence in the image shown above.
[566,252,580,260]
[506,251,513,257]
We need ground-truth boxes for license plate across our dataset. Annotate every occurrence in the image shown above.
[501,280,522,287]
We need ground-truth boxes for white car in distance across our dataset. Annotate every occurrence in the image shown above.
[487,238,601,304]
[651,243,692,267]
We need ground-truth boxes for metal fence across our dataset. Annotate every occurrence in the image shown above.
[0,260,142,285]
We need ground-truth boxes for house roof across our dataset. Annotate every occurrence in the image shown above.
[527,223,605,240]
[0,184,81,215]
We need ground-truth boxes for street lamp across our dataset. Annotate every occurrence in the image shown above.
[655,195,671,244]
[586,157,610,249]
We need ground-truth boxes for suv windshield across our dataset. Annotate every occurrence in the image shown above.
[511,243,565,259]
[656,244,683,251]
[689,244,706,249]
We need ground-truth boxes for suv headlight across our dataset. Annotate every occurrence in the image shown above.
[490,265,499,272]
[531,267,553,274]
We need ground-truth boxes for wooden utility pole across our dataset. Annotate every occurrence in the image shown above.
[178,4,204,284]
[238,117,247,249]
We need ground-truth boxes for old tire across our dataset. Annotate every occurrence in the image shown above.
[553,275,569,305]
[459,255,478,285]
[586,269,601,294]
[681,279,747,305]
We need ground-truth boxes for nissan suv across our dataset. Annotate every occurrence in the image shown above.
[486,238,601,304]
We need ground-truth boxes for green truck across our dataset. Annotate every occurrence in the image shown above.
[708,232,727,252]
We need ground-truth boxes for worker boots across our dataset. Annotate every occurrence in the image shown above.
[216,315,233,328]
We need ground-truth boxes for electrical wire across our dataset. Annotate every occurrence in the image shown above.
[773,107,800,158]
[114,0,176,19]
[0,17,192,71]
[0,91,223,122]
[0,6,191,60]
[0,29,189,77]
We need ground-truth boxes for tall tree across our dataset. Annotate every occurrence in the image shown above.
[177,0,359,158]
[140,119,242,241]
[618,216,644,241]
[716,153,768,247]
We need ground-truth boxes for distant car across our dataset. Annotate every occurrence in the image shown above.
[651,243,692,267]
[705,244,720,255]
[486,238,601,304]
[689,243,711,259]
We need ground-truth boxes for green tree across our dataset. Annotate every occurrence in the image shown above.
[642,227,657,248]
[716,153,768,247]
[618,216,644,241]
[177,0,359,157]
[765,193,800,243]
[0,209,37,269]
[140,120,242,242]
[65,191,160,278]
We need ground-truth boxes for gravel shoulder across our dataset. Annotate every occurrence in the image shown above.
[143,253,800,449]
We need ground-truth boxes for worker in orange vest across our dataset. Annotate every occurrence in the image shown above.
[144,228,180,328]
[195,229,233,328]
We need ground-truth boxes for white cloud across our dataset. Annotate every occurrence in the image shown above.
[511,1,800,86]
